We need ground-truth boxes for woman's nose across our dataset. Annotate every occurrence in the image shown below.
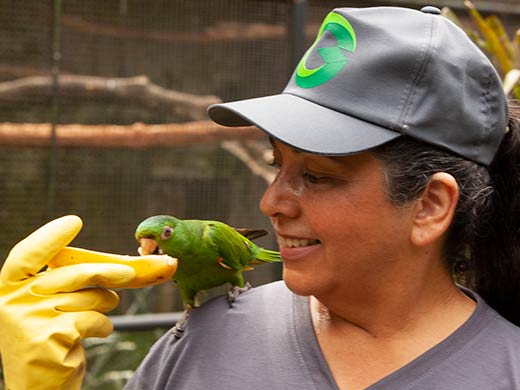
[260,170,300,220]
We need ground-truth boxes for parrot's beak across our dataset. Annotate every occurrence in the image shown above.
[138,238,162,256]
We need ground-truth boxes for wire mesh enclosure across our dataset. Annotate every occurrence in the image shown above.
[0,1,296,386]
[0,0,297,313]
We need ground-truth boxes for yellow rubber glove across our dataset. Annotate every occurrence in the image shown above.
[0,215,177,390]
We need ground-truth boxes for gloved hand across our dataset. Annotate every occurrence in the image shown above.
[0,215,176,390]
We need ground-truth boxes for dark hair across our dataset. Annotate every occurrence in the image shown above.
[374,102,520,326]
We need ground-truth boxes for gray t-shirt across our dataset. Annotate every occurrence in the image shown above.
[125,281,520,389]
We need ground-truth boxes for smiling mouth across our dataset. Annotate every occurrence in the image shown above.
[277,236,320,248]
[138,238,164,256]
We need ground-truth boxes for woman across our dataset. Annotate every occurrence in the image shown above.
[1,5,519,389]
[127,5,520,389]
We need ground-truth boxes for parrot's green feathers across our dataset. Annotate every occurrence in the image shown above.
[252,248,281,263]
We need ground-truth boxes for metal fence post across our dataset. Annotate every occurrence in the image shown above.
[288,0,308,75]
[47,0,63,219]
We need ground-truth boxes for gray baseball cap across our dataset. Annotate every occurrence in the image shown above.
[208,6,508,166]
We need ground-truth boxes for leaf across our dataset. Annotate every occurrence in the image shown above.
[464,0,513,75]
[467,31,488,52]
[514,30,520,68]
[514,85,520,100]
[503,69,520,96]
[486,15,514,62]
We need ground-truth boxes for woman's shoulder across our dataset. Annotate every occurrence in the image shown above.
[187,280,294,328]
[463,286,520,341]
[125,281,309,389]
[200,280,291,308]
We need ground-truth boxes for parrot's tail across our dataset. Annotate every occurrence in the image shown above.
[253,248,282,264]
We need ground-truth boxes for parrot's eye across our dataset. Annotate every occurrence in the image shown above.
[161,226,173,240]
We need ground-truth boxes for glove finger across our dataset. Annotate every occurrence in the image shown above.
[1,215,83,282]
[53,288,120,313]
[31,263,136,294]
[58,311,114,339]
[75,311,114,338]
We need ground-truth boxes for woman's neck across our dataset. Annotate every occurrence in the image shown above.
[309,272,476,390]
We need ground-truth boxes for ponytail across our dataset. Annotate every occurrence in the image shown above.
[375,102,520,325]
[472,102,520,325]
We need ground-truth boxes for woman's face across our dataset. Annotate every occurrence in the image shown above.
[260,140,415,300]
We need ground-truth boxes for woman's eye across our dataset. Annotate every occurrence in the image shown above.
[303,172,324,184]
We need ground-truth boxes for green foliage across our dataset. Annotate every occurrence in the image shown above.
[442,1,520,98]
[83,329,165,390]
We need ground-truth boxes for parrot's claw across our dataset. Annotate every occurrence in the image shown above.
[227,282,252,307]
[172,306,193,339]
[172,325,185,339]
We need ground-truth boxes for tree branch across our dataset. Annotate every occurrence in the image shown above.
[221,140,275,184]
[0,121,264,148]
[0,74,221,121]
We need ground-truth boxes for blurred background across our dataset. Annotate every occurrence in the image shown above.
[0,0,519,388]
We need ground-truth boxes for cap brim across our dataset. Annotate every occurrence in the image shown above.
[208,93,401,155]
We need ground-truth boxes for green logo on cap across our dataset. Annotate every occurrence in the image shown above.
[296,12,356,88]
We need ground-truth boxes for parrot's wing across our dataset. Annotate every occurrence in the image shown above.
[233,228,268,241]
[203,222,253,270]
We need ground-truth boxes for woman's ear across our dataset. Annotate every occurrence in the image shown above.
[410,172,459,247]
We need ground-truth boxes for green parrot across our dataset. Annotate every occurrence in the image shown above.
[135,214,281,337]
